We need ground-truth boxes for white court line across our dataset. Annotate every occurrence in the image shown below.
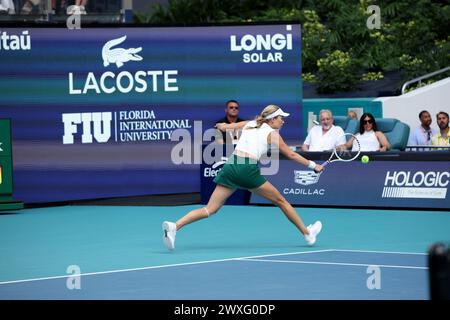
[331,249,427,255]
[237,258,428,270]
[235,249,335,259]
[0,249,334,286]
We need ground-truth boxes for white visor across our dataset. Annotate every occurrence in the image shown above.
[265,108,290,120]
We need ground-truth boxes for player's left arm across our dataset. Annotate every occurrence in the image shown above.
[269,131,323,173]
[376,131,391,151]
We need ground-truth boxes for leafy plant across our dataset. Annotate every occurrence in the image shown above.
[134,0,450,94]
[316,50,361,93]
[361,71,384,81]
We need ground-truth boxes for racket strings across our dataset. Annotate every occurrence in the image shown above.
[337,149,353,160]
[321,133,361,166]
[336,134,361,161]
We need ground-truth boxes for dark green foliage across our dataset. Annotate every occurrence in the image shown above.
[135,0,449,94]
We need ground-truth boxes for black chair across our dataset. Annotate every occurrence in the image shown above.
[333,116,358,135]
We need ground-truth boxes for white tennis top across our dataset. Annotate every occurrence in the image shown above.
[303,125,345,151]
[353,130,380,151]
[234,120,275,160]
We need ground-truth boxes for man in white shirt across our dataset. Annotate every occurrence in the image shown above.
[301,109,346,151]
[0,0,15,13]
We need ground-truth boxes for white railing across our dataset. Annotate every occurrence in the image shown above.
[401,66,450,94]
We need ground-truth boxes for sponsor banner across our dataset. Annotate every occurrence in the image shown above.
[381,187,446,199]
[0,25,302,203]
[250,161,450,209]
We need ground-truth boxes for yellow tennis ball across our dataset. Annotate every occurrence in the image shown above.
[361,155,369,164]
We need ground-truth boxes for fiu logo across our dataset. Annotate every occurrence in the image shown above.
[62,112,112,144]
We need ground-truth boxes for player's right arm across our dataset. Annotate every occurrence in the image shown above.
[216,121,249,132]
[269,131,323,173]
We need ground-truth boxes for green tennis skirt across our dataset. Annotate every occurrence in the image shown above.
[213,154,266,190]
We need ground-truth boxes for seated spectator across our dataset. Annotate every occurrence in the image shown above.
[22,0,69,14]
[301,109,346,151]
[52,0,67,14]
[341,113,390,152]
[20,0,40,14]
[347,110,358,119]
[0,0,15,14]
[431,111,449,148]
[408,110,437,149]
[67,0,87,14]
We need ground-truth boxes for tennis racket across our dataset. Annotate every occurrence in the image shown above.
[321,133,361,167]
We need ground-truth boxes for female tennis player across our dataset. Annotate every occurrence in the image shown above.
[163,104,324,250]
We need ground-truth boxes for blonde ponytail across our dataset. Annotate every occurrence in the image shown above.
[246,104,281,129]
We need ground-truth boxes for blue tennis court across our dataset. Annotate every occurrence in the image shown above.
[0,204,448,300]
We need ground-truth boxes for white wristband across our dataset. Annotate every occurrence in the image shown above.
[308,161,316,170]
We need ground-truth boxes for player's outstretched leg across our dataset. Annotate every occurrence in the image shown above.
[163,185,235,250]
[252,181,322,245]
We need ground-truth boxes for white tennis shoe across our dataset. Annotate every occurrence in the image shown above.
[304,221,322,246]
[162,221,177,250]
